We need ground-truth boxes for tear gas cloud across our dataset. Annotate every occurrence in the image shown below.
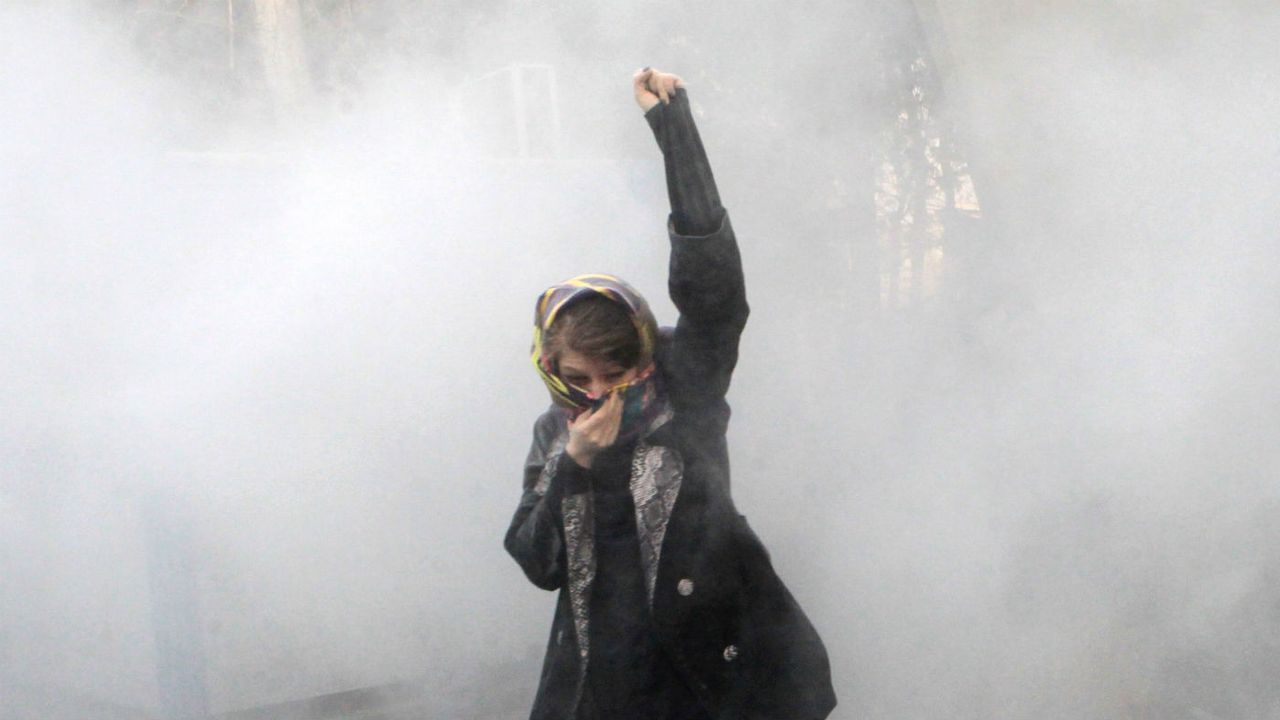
[3,1,1279,718]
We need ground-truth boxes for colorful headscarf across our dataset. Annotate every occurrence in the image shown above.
[530,273,661,412]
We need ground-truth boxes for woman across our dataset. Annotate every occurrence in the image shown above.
[506,69,836,720]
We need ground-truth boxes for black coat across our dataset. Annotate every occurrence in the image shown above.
[506,214,836,720]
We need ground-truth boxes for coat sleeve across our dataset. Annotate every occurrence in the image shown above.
[666,216,749,425]
[734,515,838,720]
[645,87,723,237]
[646,88,750,427]
[503,408,587,591]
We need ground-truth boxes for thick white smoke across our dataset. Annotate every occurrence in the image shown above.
[3,2,1278,719]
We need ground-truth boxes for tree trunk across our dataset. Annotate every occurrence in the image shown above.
[252,0,310,120]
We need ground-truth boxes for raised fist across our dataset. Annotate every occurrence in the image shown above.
[633,68,684,112]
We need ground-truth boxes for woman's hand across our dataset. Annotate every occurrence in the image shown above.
[633,67,684,112]
[565,391,624,468]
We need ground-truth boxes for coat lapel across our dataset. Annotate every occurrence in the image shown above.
[552,403,681,711]
[560,487,594,704]
[629,439,684,604]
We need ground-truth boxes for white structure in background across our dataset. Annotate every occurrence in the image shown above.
[455,64,562,159]
[249,0,311,120]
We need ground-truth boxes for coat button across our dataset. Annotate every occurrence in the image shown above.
[723,644,739,662]
[677,578,695,596]
[556,629,564,646]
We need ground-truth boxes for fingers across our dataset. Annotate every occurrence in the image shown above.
[633,67,653,97]
[652,72,678,105]
[636,68,684,106]
[633,67,659,111]
[665,74,682,100]
[579,392,622,431]
[570,392,622,440]
[598,391,623,445]
[566,392,624,466]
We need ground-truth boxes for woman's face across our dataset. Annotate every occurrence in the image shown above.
[557,349,640,400]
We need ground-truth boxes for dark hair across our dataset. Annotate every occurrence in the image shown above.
[545,295,642,369]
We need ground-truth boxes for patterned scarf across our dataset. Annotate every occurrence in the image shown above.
[530,273,667,440]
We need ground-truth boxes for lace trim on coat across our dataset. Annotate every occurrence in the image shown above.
[533,433,567,496]
[560,485,595,708]
[629,441,684,604]
[551,400,678,713]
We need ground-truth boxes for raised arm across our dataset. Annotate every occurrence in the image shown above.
[636,70,749,426]
[636,70,724,236]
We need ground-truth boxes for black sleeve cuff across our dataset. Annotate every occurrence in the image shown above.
[550,452,592,497]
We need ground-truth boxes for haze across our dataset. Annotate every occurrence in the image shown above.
[3,2,1278,718]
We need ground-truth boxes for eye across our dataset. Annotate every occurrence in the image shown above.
[606,372,626,382]
[563,375,588,387]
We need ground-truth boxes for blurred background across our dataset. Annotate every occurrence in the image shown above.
[3,1,1279,718]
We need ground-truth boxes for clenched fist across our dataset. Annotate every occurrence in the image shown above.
[633,67,684,112]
